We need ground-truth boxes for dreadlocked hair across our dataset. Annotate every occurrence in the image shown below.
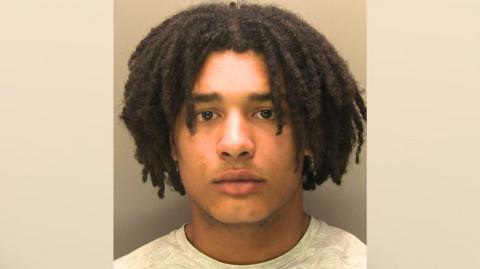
[121,2,367,198]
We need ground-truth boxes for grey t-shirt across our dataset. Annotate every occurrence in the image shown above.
[114,216,366,269]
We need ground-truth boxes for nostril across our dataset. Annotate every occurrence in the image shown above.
[238,151,250,157]
[220,150,251,160]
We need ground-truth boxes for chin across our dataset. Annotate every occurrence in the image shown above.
[208,204,272,225]
[214,214,267,225]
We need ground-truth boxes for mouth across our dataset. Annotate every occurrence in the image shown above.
[213,180,265,196]
[212,170,266,195]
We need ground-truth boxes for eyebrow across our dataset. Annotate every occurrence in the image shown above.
[192,92,273,103]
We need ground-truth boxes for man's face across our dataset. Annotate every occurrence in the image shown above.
[170,50,305,225]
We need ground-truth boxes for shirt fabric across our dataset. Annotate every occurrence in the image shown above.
[114,216,366,269]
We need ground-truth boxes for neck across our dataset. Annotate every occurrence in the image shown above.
[184,187,310,265]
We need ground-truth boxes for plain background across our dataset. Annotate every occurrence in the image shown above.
[1,0,479,268]
[114,0,366,259]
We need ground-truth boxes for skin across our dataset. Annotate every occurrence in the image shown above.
[170,50,310,265]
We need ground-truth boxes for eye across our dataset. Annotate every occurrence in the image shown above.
[253,109,275,120]
[196,110,219,121]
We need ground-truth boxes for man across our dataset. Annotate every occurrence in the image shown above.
[116,2,367,268]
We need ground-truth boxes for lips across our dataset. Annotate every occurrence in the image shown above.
[213,169,265,183]
[212,170,266,195]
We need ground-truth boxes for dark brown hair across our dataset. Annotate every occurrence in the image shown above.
[121,2,366,198]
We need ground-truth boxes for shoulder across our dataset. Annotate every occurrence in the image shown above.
[114,227,186,269]
[308,218,367,268]
[318,221,366,254]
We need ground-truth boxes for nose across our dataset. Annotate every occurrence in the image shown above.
[217,111,255,161]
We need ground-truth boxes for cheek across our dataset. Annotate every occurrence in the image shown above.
[177,131,210,160]
[265,128,300,177]
[264,128,297,158]
[176,134,215,183]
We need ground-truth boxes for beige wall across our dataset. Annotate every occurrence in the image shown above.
[3,0,478,268]
[114,0,366,259]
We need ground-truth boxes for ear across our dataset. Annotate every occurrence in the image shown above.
[169,132,177,161]
[303,144,312,157]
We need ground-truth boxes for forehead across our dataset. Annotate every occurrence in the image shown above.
[193,50,271,97]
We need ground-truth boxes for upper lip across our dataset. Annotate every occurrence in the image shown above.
[212,169,265,183]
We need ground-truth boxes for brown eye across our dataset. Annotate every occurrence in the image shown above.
[197,111,218,121]
[253,109,275,120]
